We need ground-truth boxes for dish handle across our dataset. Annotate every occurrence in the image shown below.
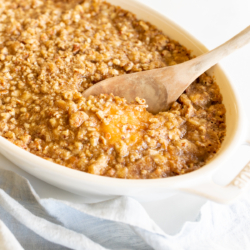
[180,143,250,204]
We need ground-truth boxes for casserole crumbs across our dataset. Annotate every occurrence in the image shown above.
[0,0,226,178]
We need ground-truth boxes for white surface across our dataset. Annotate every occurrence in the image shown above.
[0,0,250,235]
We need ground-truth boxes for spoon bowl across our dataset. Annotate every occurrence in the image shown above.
[83,26,250,113]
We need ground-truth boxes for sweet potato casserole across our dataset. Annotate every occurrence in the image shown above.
[0,0,226,179]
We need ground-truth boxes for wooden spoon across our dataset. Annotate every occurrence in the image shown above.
[83,26,250,114]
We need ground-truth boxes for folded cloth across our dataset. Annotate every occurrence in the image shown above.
[0,169,249,250]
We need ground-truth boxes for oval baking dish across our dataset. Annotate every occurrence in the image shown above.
[0,0,248,203]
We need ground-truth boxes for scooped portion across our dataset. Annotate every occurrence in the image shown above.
[16,87,224,180]
[64,89,225,179]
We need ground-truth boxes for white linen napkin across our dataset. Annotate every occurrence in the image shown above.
[0,169,249,250]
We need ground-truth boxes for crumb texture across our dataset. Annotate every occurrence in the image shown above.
[0,0,226,178]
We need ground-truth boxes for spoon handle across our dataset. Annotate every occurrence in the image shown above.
[177,25,250,85]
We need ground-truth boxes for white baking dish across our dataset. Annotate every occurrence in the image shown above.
[0,0,249,204]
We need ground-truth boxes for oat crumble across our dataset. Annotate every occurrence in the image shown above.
[0,0,226,179]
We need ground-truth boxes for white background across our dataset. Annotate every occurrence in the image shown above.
[0,0,249,235]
